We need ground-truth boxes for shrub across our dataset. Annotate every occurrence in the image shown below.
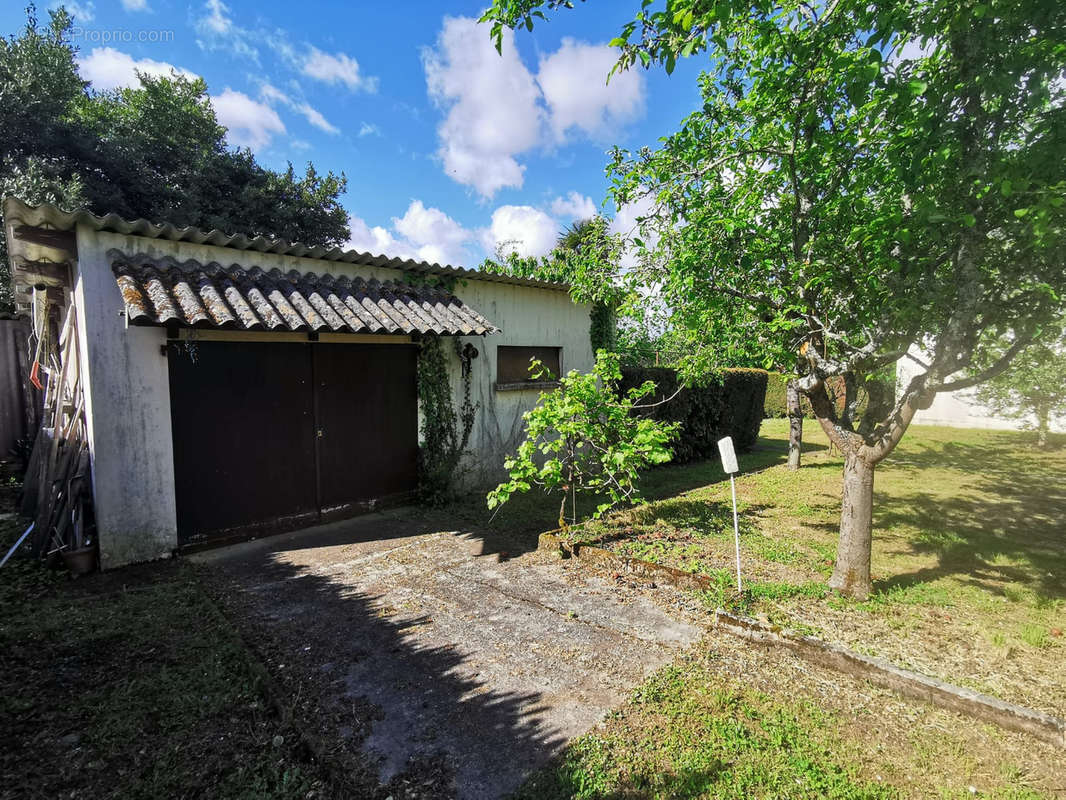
[488,352,679,526]
[618,367,768,463]
[764,372,792,418]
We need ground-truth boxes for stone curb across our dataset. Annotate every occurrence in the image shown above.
[538,530,1066,749]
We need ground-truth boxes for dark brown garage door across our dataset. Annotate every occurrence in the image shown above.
[314,343,418,521]
[168,340,418,547]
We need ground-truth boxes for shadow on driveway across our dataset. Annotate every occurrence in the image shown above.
[196,511,701,799]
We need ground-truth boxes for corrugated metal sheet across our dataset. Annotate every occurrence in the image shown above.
[113,253,500,336]
[3,197,568,291]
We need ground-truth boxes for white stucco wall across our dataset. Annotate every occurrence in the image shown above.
[896,348,1066,433]
[75,226,177,568]
[439,281,594,487]
[72,227,592,566]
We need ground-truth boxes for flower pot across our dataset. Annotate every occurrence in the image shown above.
[61,545,97,576]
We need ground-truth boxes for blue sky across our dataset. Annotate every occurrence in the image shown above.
[2,0,705,267]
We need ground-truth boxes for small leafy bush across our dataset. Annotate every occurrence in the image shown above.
[487,351,679,526]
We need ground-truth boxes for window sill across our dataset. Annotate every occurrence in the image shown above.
[494,380,560,392]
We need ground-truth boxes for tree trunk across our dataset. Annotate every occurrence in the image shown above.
[786,380,803,470]
[1037,407,1050,448]
[828,451,875,599]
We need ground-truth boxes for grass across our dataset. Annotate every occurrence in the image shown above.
[514,660,896,800]
[563,420,1066,717]
[512,643,1059,800]
[0,516,337,799]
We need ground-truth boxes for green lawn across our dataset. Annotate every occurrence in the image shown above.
[0,538,338,799]
[514,420,1066,800]
[569,419,1065,715]
[513,635,1060,800]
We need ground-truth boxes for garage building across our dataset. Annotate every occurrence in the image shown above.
[4,198,593,568]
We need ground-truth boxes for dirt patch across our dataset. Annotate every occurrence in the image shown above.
[0,563,338,800]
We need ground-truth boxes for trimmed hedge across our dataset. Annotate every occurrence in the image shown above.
[765,372,889,419]
[764,372,792,418]
[619,367,768,463]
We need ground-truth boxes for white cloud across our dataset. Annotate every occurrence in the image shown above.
[538,39,645,142]
[346,215,411,258]
[422,19,648,198]
[194,0,259,61]
[349,199,584,267]
[78,47,198,91]
[347,201,475,266]
[890,36,937,65]
[301,47,378,92]
[50,0,94,21]
[198,0,231,34]
[393,201,475,265]
[358,122,381,137]
[295,103,338,135]
[211,88,286,150]
[423,17,545,199]
[121,0,149,11]
[483,205,558,258]
[550,191,597,222]
[259,83,339,135]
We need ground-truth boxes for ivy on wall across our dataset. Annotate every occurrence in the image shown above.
[589,301,618,355]
[416,334,478,504]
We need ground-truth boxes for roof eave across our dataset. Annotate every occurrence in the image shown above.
[2,197,572,293]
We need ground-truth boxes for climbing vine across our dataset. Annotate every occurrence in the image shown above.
[416,334,478,504]
[589,300,618,355]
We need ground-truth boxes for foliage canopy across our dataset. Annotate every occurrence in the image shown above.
[0,7,350,310]
[975,321,1066,447]
[482,0,1066,597]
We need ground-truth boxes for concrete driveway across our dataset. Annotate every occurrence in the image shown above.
[196,509,701,799]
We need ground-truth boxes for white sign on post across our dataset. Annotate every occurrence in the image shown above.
[718,436,743,593]
[717,435,739,475]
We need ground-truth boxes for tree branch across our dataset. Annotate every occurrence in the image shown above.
[934,335,1032,392]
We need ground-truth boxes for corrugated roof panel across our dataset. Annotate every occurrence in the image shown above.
[110,252,500,336]
[3,197,568,292]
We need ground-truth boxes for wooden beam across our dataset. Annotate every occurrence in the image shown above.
[14,286,66,309]
[13,225,77,254]
[172,329,413,345]
[14,260,71,287]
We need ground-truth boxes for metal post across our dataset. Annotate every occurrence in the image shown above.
[730,475,742,592]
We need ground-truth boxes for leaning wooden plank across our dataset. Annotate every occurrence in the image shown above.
[28,427,54,556]
[38,441,77,554]
[19,427,45,516]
